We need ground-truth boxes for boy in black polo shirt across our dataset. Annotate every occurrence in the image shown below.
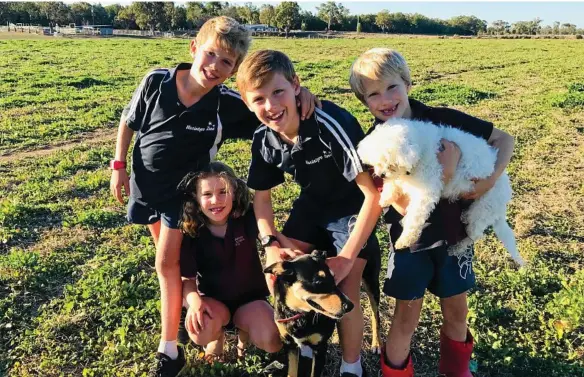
[349,48,515,377]
[109,17,318,377]
[237,50,382,377]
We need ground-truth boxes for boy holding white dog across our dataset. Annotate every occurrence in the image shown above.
[349,48,515,377]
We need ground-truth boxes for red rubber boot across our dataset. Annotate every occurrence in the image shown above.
[380,347,414,377]
[438,329,474,377]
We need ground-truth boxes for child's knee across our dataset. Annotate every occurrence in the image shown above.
[442,304,468,324]
[155,257,180,276]
[188,326,223,346]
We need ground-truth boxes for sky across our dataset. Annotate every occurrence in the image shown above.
[62,1,584,28]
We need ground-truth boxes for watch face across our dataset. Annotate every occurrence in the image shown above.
[261,235,276,246]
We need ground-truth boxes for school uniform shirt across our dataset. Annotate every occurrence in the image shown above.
[368,98,494,252]
[179,210,269,303]
[247,100,366,215]
[122,63,260,206]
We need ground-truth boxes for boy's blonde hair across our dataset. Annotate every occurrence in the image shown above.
[349,48,412,103]
[236,49,296,96]
[195,16,251,69]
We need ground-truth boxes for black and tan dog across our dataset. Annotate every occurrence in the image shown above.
[264,250,381,377]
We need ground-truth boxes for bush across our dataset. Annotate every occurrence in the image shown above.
[576,34,583,39]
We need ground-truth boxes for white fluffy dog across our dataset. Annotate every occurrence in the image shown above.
[358,118,525,266]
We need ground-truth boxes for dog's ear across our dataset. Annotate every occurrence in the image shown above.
[310,249,327,262]
[264,261,293,276]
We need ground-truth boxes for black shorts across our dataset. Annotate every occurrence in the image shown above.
[221,296,270,331]
[282,196,380,262]
[127,197,182,229]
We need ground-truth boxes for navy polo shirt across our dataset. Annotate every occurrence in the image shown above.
[247,101,365,210]
[123,63,259,206]
[369,98,494,252]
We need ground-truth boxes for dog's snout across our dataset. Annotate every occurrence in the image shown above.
[406,171,411,175]
[380,172,386,179]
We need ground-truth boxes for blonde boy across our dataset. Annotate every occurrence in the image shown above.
[350,48,515,377]
[110,17,316,377]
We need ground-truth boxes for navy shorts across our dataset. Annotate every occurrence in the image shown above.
[383,244,475,300]
[282,197,380,261]
[127,197,182,229]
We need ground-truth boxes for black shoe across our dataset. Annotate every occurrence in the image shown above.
[148,347,186,377]
[178,308,190,345]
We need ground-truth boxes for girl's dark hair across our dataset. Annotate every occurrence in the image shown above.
[178,162,251,237]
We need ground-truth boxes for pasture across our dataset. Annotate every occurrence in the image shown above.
[1,35,583,377]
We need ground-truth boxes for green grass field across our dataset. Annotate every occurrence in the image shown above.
[1,35,583,377]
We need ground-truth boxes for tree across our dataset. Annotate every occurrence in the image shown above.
[375,10,391,32]
[560,23,577,35]
[259,4,275,26]
[204,2,223,17]
[300,10,326,31]
[491,19,510,34]
[132,2,166,32]
[185,2,207,28]
[116,5,136,29]
[316,1,349,31]
[38,2,70,31]
[274,1,301,37]
[237,3,259,24]
[553,21,560,35]
[104,4,122,25]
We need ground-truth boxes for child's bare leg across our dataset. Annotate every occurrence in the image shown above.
[337,258,366,363]
[385,298,423,367]
[155,226,184,347]
[187,297,230,347]
[440,292,468,342]
[233,300,282,353]
[147,221,162,247]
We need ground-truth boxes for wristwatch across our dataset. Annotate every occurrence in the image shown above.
[260,234,279,248]
[109,160,127,170]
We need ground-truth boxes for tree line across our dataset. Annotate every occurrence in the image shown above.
[0,1,582,36]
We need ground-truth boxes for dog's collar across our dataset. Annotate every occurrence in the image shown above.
[276,312,305,323]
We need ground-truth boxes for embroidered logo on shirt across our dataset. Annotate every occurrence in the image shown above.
[186,125,206,132]
[305,151,332,165]
[234,236,245,247]
[186,122,215,132]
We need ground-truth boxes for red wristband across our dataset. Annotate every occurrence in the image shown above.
[109,160,127,170]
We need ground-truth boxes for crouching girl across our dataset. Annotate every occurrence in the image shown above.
[179,162,282,362]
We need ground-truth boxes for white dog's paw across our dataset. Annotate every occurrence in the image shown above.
[395,237,412,250]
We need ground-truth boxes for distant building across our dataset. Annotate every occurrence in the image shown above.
[244,24,278,32]
[82,25,114,35]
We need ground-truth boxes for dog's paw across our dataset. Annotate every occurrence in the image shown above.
[394,237,411,250]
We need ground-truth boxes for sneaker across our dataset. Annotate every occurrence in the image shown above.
[177,308,190,345]
[148,347,186,377]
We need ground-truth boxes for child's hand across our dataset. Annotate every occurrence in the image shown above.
[297,87,322,120]
[326,255,354,285]
[110,169,130,204]
[186,299,214,335]
[437,139,461,185]
[279,247,304,260]
[461,177,495,199]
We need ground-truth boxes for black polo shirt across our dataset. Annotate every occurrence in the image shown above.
[247,101,366,211]
[369,98,494,252]
[123,63,259,206]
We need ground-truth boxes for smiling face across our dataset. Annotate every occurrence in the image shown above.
[189,38,239,89]
[242,72,301,139]
[196,176,233,226]
[363,73,412,121]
